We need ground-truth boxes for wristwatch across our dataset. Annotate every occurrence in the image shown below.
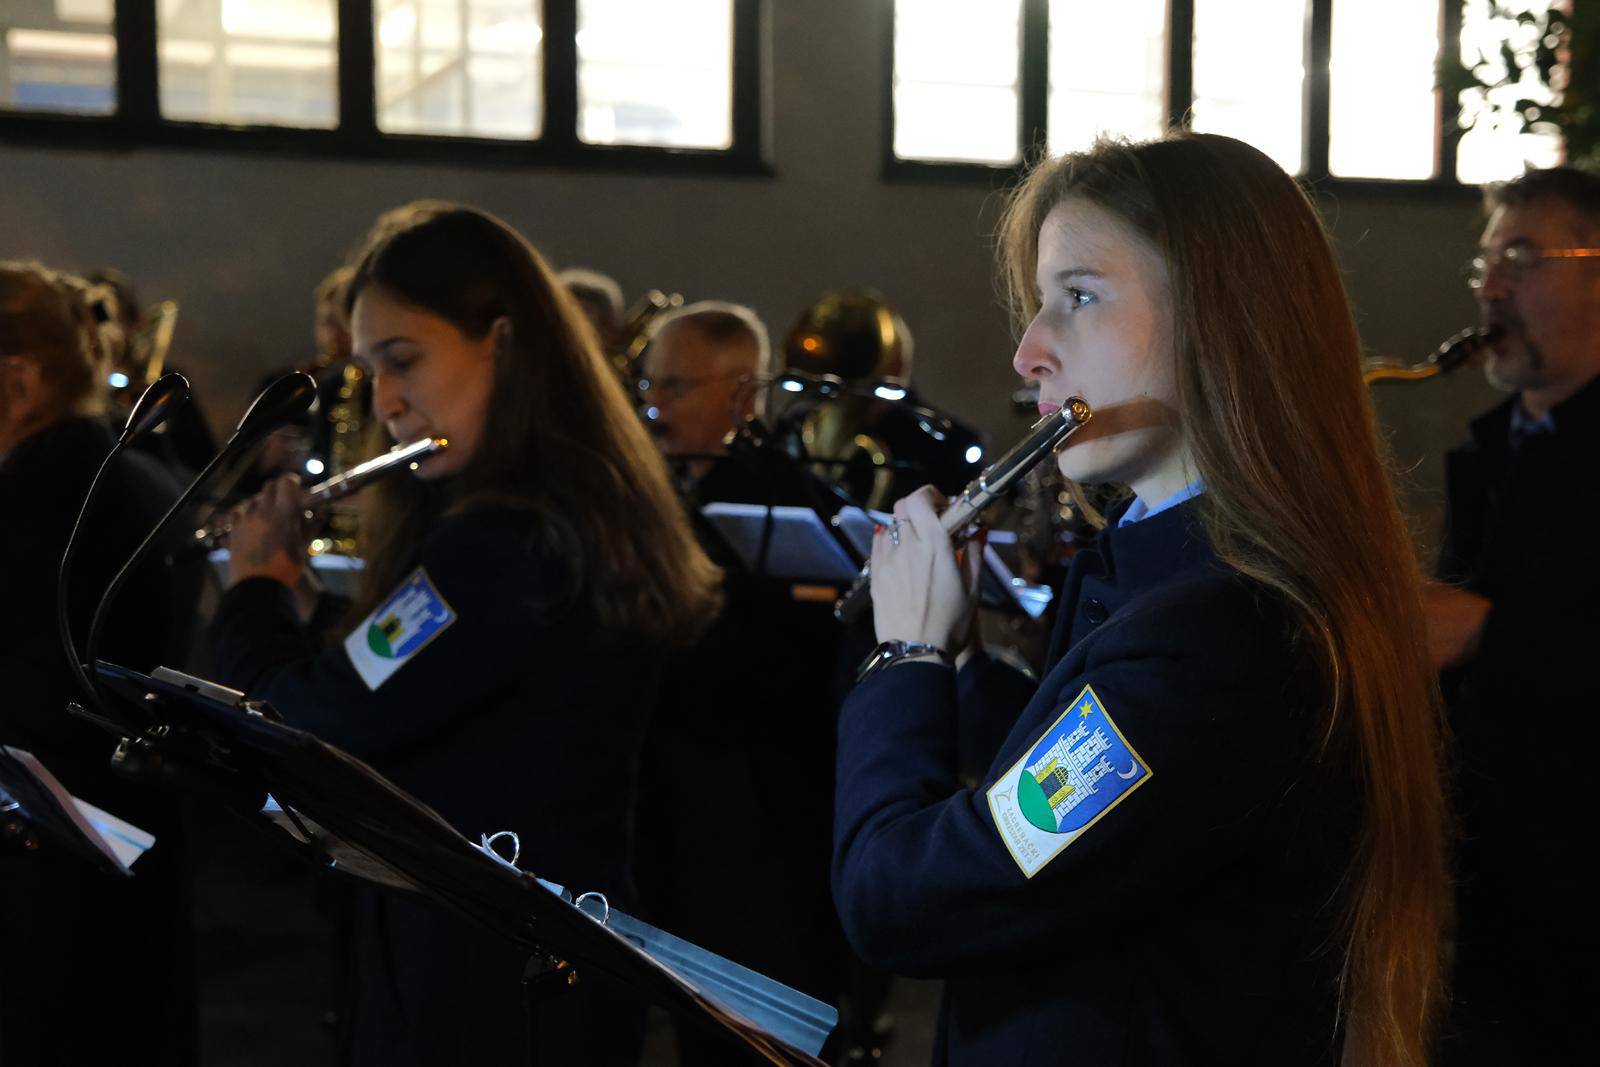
[855,640,950,683]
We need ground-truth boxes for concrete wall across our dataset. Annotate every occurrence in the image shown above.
[0,0,1502,552]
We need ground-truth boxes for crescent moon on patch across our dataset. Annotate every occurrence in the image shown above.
[1118,762,1140,780]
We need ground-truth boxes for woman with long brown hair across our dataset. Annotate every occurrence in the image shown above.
[1,261,199,1064]
[832,132,1448,1065]
[211,202,721,1065]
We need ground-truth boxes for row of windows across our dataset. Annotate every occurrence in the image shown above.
[1,2,1570,183]
[893,0,1566,183]
[1,0,740,153]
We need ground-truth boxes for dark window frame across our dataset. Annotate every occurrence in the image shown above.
[884,0,1481,197]
[0,0,771,176]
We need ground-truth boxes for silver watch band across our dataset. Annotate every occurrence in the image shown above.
[855,641,949,683]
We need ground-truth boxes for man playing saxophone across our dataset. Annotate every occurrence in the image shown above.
[1430,166,1600,1065]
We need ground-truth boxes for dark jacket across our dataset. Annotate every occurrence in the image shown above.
[211,503,658,1067]
[1436,374,1600,1061]
[636,450,850,1053]
[0,416,199,1066]
[833,501,1354,1066]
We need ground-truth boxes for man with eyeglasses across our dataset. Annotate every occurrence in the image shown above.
[1429,166,1600,1064]
[638,301,767,485]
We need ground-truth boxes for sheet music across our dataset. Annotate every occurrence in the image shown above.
[1,746,154,873]
[701,503,859,581]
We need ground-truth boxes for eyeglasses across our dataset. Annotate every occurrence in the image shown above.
[636,372,743,400]
[1467,243,1600,289]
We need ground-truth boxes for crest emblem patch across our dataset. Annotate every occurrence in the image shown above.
[343,567,456,690]
[986,684,1151,878]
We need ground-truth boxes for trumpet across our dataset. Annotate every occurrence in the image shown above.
[194,436,448,550]
[1362,326,1501,385]
[834,398,1093,622]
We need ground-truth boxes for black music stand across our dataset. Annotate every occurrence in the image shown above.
[93,662,833,1066]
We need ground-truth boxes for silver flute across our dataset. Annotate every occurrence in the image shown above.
[194,436,448,549]
[833,397,1092,622]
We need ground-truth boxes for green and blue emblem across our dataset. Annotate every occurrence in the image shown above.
[343,567,456,690]
[986,684,1151,877]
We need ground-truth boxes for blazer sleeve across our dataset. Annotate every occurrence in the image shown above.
[832,584,1310,976]
[209,507,562,761]
[954,647,1039,780]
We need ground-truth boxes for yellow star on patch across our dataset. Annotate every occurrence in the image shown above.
[1079,700,1095,717]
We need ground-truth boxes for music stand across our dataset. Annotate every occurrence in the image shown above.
[94,662,834,1066]
[705,501,1054,616]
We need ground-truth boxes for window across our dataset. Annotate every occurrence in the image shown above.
[158,0,338,128]
[891,0,1571,185]
[577,0,734,149]
[1,0,117,115]
[892,0,1022,164]
[1190,0,1308,175]
[375,1,544,138]
[1046,0,1166,154]
[0,1,764,172]
[1456,0,1563,184]
[1329,0,1440,180]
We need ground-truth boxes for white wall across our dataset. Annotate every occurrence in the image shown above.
[0,0,1502,549]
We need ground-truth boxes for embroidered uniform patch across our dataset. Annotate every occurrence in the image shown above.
[985,684,1151,878]
[343,567,456,690]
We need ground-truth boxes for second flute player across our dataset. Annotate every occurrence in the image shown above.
[831,132,1450,1066]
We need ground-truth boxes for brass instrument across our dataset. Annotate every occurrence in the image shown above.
[129,300,179,385]
[613,289,684,379]
[1363,326,1500,385]
[834,398,1093,622]
[195,436,447,550]
[782,290,909,510]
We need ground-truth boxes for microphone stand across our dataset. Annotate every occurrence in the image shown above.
[82,372,319,697]
[55,372,190,731]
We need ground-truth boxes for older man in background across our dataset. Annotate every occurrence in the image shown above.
[638,301,767,484]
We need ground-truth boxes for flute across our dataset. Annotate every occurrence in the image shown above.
[194,436,448,549]
[833,398,1092,622]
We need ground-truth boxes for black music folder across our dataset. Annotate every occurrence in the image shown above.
[0,745,155,877]
[94,662,835,1065]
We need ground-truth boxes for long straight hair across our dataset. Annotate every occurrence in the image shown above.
[343,202,721,645]
[999,133,1449,1066]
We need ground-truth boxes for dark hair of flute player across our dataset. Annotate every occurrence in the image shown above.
[831,132,1448,1067]
[209,201,721,1066]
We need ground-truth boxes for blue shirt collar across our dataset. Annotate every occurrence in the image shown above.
[1118,479,1205,528]
[1509,400,1556,446]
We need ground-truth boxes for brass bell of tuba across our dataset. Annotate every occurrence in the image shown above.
[780,289,907,510]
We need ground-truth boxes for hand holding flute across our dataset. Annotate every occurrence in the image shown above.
[844,397,1091,664]
[213,436,447,588]
[223,472,317,589]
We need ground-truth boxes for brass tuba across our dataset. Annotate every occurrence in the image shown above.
[780,289,907,509]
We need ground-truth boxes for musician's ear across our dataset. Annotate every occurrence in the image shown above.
[489,316,514,360]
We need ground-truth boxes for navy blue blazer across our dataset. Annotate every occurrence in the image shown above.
[211,503,657,1067]
[833,501,1355,1065]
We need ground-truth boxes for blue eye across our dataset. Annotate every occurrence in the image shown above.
[1065,287,1096,309]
